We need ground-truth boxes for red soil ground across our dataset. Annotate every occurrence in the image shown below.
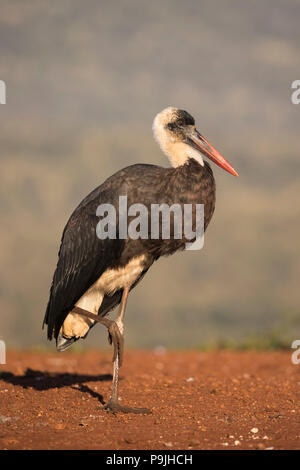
[0,350,299,450]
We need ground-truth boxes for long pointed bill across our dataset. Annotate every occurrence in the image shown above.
[188,129,239,176]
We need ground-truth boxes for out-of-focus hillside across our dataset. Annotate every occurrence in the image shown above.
[0,0,299,348]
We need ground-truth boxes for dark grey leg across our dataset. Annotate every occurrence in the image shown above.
[72,292,151,414]
[104,287,151,414]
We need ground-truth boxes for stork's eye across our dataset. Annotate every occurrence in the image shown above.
[167,122,177,131]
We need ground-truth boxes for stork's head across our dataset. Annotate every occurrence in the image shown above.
[153,107,238,176]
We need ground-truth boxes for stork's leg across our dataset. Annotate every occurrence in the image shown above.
[71,294,151,414]
[104,287,151,414]
[71,306,123,366]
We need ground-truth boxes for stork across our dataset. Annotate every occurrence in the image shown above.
[44,107,238,413]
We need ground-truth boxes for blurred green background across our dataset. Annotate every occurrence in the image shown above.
[1,0,300,349]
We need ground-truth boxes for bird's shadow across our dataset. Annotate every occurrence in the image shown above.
[0,368,113,406]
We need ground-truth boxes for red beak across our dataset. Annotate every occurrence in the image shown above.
[189,129,239,177]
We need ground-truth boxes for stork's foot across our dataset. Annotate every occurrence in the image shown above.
[106,320,124,365]
[104,398,151,415]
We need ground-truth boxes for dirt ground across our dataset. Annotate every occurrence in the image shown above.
[0,349,299,450]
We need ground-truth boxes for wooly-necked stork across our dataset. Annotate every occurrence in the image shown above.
[44,107,238,413]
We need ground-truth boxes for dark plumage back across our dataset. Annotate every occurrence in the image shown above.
[44,160,215,340]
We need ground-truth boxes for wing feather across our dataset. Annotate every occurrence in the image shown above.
[44,187,124,340]
[44,163,171,341]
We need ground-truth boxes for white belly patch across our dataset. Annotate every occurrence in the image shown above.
[61,255,146,338]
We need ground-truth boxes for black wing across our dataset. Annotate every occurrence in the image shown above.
[43,183,124,341]
[43,162,178,341]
